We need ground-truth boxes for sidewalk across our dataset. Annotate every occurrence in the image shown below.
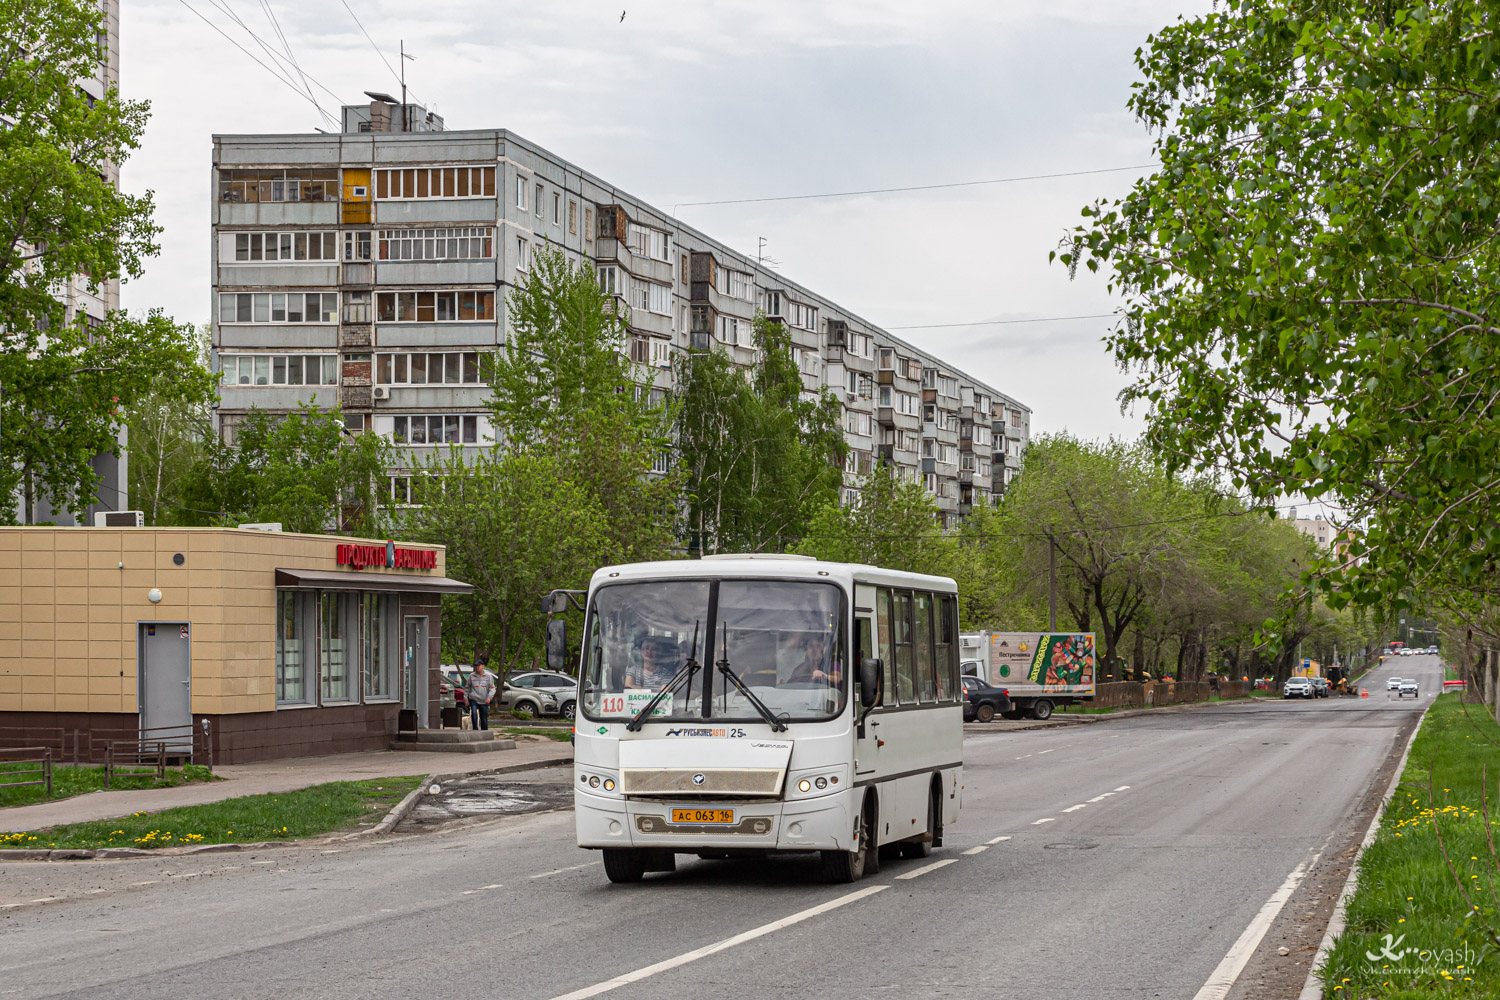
[0,740,573,833]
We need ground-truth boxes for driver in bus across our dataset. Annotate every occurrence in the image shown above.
[625,635,681,690]
[785,632,837,685]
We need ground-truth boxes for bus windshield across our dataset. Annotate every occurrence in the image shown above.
[580,579,846,724]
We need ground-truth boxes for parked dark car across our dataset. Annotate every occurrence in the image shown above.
[962,676,1013,723]
[1309,676,1331,698]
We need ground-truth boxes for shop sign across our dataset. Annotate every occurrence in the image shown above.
[336,541,436,571]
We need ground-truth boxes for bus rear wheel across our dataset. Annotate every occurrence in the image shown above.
[602,848,647,883]
[822,797,873,883]
[899,785,939,859]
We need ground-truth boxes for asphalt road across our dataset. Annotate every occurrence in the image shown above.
[0,655,1443,1000]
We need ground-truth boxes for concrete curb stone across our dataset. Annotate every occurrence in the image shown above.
[342,772,437,840]
[1297,706,1429,1000]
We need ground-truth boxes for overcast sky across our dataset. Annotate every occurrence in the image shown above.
[119,0,1212,441]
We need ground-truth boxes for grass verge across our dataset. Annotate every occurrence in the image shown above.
[0,776,422,850]
[0,762,220,808]
[1319,694,1498,998]
[495,726,573,742]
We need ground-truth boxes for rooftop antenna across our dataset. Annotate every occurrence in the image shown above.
[400,40,415,131]
[757,236,780,268]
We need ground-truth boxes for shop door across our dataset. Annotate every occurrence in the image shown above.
[138,623,192,752]
[403,617,428,714]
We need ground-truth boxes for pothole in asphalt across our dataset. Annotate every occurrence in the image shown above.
[403,775,574,828]
[1042,842,1099,850]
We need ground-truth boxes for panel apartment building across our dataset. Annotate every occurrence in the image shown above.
[211,97,1032,522]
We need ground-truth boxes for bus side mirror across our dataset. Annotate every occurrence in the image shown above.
[546,619,568,672]
[859,658,881,708]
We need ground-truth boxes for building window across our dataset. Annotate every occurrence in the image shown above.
[275,589,310,704]
[343,291,371,324]
[343,230,372,261]
[374,290,494,322]
[568,199,578,234]
[362,593,398,701]
[219,168,339,203]
[650,339,671,369]
[226,231,338,262]
[319,591,356,703]
[375,351,483,385]
[220,353,339,386]
[534,183,544,218]
[584,207,594,245]
[218,292,338,324]
[626,222,670,261]
[374,166,494,200]
[377,227,493,261]
[598,266,618,296]
[552,192,561,225]
[631,280,672,316]
[384,413,487,445]
[516,175,528,209]
[390,476,412,504]
[516,237,529,271]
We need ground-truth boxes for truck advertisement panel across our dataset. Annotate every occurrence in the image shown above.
[987,633,1096,697]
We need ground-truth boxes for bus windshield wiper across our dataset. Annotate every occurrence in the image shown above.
[715,621,788,733]
[626,621,700,732]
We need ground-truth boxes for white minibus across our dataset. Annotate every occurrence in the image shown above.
[572,554,964,883]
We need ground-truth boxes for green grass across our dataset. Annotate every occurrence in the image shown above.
[1318,695,1500,998]
[495,726,573,742]
[0,776,422,850]
[1056,704,1118,714]
[0,762,219,808]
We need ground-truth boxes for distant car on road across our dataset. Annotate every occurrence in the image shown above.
[961,676,1013,723]
[1283,677,1315,699]
[1397,678,1420,699]
[1309,677,1330,698]
[1387,676,1402,691]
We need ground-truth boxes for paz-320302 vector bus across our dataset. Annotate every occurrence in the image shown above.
[571,554,964,884]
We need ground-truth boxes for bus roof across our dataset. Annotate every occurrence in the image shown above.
[589,556,958,593]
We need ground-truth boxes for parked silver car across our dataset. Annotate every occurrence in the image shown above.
[500,671,578,719]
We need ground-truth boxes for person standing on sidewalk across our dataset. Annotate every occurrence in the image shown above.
[468,659,497,731]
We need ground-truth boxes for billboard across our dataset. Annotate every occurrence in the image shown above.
[987,633,1096,696]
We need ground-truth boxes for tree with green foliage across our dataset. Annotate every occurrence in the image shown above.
[1062,0,1500,637]
[675,315,846,553]
[1,0,210,523]
[180,404,392,535]
[406,450,609,674]
[127,324,212,525]
[485,247,676,563]
[794,466,947,573]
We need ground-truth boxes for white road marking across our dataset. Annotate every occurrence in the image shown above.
[1113,785,1131,792]
[962,846,988,855]
[1014,754,1033,760]
[529,861,600,879]
[1062,804,1088,813]
[129,880,159,886]
[1191,856,1318,1000]
[28,898,55,904]
[548,884,888,1000]
[461,883,505,894]
[985,835,1012,845]
[1031,817,1056,825]
[894,859,958,880]
[1086,792,1115,803]
[1037,748,1058,755]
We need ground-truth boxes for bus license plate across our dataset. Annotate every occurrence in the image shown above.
[671,808,735,825]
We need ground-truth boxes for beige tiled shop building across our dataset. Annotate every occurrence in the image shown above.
[0,527,469,762]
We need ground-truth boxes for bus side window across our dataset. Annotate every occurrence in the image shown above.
[914,592,936,702]
[855,616,874,706]
[876,589,895,707]
[936,595,958,700]
[893,590,915,705]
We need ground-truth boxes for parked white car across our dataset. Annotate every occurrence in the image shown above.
[1283,677,1315,699]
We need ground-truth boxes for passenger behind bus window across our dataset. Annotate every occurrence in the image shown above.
[784,632,837,685]
[626,635,681,689]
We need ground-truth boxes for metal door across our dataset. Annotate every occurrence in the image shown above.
[138,623,192,751]
[403,617,428,713]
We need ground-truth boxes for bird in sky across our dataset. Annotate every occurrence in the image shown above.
[620,10,626,21]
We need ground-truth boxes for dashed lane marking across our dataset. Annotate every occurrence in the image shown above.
[461,883,505,894]
[547,884,888,1000]
[1062,804,1088,813]
[1113,785,1131,792]
[1014,754,1033,760]
[985,835,1012,845]
[1031,817,1056,825]
[529,861,600,879]
[962,846,988,855]
[894,859,958,880]
[1191,854,1318,1000]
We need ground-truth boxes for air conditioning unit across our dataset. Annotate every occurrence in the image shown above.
[845,391,859,403]
[93,510,144,527]
[372,386,390,400]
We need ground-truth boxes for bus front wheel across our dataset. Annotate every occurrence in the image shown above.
[822,797,873,883]
[602,848,647,883]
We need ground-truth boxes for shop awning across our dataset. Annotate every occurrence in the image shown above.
[275,568,474,595]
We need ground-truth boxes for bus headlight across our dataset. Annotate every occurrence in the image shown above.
[798,779,812,792]
[603,778,615,791]
[589,776,600,788]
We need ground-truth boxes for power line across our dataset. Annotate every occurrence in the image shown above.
[203,0,346,119]
[887,313,1116,331]
[178,0,340,124]
[337,0,418,105]
[673,164,1156,209]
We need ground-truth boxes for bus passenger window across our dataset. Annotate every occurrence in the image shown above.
[936,595,958,700]
[914,592,936,702]
[893,590,915,704]
[876,589,895,705]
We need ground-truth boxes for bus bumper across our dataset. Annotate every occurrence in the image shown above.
[576,788,853,852]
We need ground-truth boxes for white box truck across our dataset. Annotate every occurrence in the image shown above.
[959,631,1096,720]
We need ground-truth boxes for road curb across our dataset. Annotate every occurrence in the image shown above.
[342,772,437,840]
[1296,707,1428,1000]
